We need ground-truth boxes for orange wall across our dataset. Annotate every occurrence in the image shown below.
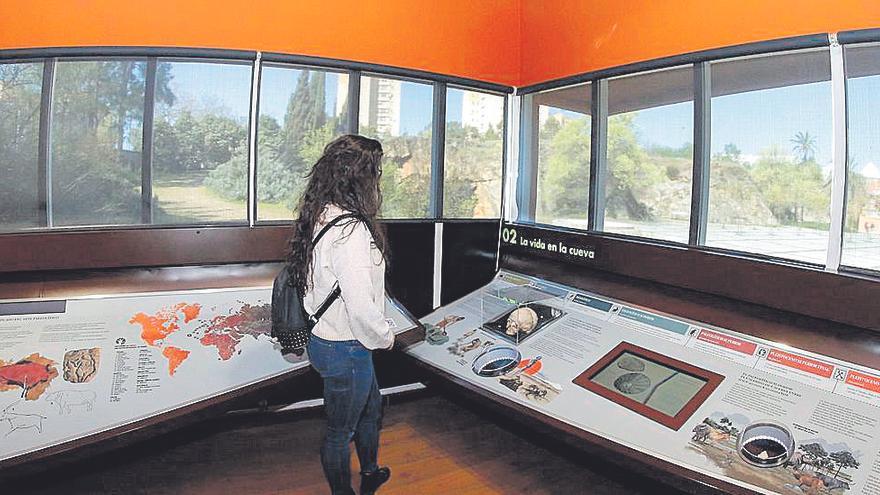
[0,0,521,86]
[521,0,880,86]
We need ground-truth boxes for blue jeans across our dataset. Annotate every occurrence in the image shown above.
[308,335,383,495]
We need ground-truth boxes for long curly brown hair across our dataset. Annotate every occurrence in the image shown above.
[285,134,389,295]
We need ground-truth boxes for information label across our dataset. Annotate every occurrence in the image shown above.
[686,328,758,366]
[613,307,690,343]
[755,348,836,391]
[569,293,614,314]
[836,369,880,408]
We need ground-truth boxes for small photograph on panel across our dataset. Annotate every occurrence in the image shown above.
[423,314,465,345]
[446,328,492,357]
[482,303,564,344]
[497,355,562,405]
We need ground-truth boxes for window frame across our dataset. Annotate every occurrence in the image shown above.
[513,38,868,276]
[0,48,512,241]
[252,62,355,225]
[839,41,880,274]
[441,84,508,220]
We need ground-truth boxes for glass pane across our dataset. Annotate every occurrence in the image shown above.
[444,88,504,218]
[257,66,349,221]
[51,60,146,227]
[152,61,251,224]
[706,51,832,265]
[533,83,591,227]
[605,67,694,243]
[359,76,433,218]
[0,62,43,230]
[842,45,880,271]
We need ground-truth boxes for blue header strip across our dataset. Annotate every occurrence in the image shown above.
[572,294,614,313]
[619,307,689,335]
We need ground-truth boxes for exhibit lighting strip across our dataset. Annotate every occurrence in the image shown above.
[826,35,848,272]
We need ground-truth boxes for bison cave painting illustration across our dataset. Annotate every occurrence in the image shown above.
[0,354,59,400]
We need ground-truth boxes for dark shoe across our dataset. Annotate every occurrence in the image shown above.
[360,466,391,495]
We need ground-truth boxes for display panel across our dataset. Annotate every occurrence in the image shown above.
[573,342,723,429]
[408,270,880,495]
[0,288,420,466]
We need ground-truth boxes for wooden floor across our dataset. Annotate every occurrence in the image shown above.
[7,391,684,495]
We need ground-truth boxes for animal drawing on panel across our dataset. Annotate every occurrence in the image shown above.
[1,400,47,437]
[44,390,97,415]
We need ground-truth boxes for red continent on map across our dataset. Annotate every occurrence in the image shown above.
[162,347,190,376]
[199,332,238,360]
[199,303,271,360]
[130,303,202,346]
[129,303,201,376]
[0,353,59,400]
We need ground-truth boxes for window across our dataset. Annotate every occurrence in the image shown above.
[257,65,349,221]
[530,83,591,227]
[51,60,146,227]
[152,60,252,224]
[706,50,832,265]
[842,44,880,271]
[359,76,433,218]
[0,62,42,230]
[444,88,504,218]
[604,67,694,243]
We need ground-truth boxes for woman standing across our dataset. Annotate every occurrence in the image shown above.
[286,135,394,495]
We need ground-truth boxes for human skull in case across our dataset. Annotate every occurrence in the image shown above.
[506,307,539,335]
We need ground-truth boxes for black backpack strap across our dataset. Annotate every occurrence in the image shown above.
[308,212,363,324]
[310,284,341,325]
[312,213,362,245]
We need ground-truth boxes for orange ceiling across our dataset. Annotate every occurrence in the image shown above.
[1,1,879,87]
[0,0,522,86]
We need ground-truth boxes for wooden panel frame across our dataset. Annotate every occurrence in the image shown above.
[572,342,724,430]
[0,226,290,273]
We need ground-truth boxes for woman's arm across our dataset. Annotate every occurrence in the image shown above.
[330,222,394,350]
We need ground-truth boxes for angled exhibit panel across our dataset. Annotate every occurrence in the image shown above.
[0,287,422,468]
[406,269,880,494]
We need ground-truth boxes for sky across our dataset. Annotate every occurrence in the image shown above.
[166,63,463,135]
[631,81,834,167]
[162,63,880,174]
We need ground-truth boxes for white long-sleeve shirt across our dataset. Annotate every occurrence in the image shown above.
[304,204,394,350]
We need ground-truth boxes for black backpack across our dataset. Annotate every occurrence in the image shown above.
[271,213,362,354]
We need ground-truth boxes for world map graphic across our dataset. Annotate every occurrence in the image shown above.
[129,301,272,376]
